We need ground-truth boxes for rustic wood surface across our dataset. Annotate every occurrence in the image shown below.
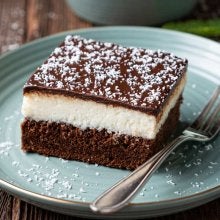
[0,0,220,219]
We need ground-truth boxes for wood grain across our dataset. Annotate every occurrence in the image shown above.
[0,0,220,219]
[25,0,91,42]
[0,0,25,53]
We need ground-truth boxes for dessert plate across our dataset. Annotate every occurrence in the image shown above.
[0,27,220,219]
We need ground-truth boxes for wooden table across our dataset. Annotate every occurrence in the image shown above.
[0,0,220,219]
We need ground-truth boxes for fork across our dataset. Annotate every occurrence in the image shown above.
[90,86,220,214]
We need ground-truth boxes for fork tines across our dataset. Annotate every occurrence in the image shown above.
[192,86,220,135]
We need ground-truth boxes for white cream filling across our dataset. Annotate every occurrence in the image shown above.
[22,75,186,139]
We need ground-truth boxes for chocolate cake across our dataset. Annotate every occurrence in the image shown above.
[21,35,187,170]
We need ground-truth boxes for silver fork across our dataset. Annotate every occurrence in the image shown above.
[90,86,220,214]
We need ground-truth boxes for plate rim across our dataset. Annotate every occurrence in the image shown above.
[0,26,220,216]
[1,177,220,208]
[1,26,220,60]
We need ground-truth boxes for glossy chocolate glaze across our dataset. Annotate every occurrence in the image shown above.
[24,35,187,115]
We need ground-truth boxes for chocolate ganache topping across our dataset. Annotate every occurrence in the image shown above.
[24,35,188,115]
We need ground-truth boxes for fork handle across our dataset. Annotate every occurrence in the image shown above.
[90,134,192,214]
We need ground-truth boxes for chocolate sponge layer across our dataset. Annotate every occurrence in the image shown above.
[21,98,181,170]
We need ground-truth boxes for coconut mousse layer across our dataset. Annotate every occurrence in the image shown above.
[22,73,186,139]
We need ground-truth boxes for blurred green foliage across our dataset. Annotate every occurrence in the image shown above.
[163,19,220,37]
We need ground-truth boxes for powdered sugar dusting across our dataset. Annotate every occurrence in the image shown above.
[26,35,187,114]
[0,141,13,155]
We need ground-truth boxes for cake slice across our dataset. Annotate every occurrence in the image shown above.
[21,35,187,170]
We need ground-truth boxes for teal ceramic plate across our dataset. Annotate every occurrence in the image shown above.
[0,27,220,219]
